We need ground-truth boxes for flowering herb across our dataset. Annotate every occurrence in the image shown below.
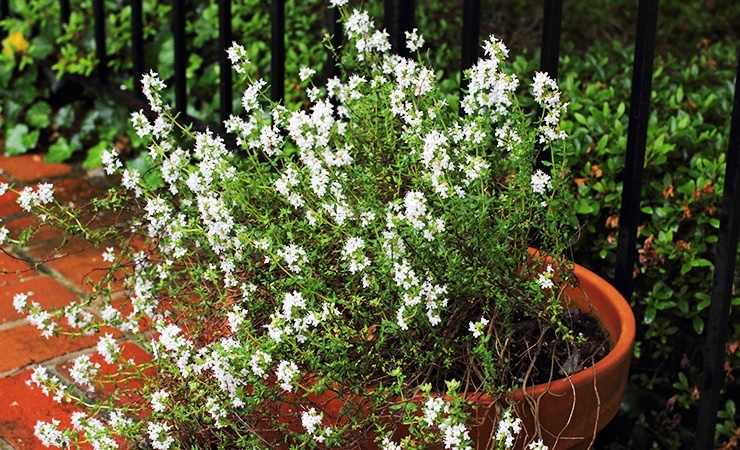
[7,4,584,449]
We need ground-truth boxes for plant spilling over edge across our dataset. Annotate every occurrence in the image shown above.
[7,4,589,449]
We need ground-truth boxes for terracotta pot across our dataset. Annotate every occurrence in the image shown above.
[465,260,636,450]
[265,260,635,450]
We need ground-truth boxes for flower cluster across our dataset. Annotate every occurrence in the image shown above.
[8,4,578,450]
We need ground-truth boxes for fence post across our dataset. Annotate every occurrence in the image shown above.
[458,0,481,115]
[219,0,233,128]
[270,0,285,104]
[131,0,144,97]
[92,0,107,84]
[327,4,342,81]
[60,0,70,27]
[614,0,659,300]
[173,0,187,115]
[0,0,7,40]
[384,0,414,57]
[694,49,740,450]
[539,0,563,81]
[535,0,563,171]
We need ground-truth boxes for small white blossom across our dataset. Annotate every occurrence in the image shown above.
[495,410,522,449]
[69,354,100,392]
[537,271,555,290]
[528,439,549,450]
[468,317,490,339]
[530,170,552,195]
[405,28,425,52]
[34,419,69,448]
[147,421,174,450]
[250,350,272,378]
[96,333,120,365]
[276,360,300,392]
[277,244,308,274]
[298,67,316,82]
[301,408,322,434]
[102,247,115,263]
[12,292,30,313]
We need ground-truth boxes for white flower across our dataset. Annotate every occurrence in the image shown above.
[27,366,62,399]
[329,0,348,6]
[12,292,30,313]
[96,333,120,364]
[150,390,169,413]
[102,247,116,263]
[537,272,555,290]
[298,67,316,82]
[381,437,403,450]
[468,317,490,338]
[101,149,122,175]
[528,439,550,450]
[405,28,425,52]
[250,350,272,378]
[495,410,522,449]
[147,421,174,450]
[34,419,69,448]
[17,184,54,212]
[69,354,100,392]
[301,407,323,435]
[276,360,300,392]
[530,170,552,195]
[131,110,151,138]
[278,244,308,274]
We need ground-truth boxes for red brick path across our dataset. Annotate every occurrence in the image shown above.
[0,155,148,449]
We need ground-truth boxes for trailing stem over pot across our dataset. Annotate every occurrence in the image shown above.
[8,2,615,449]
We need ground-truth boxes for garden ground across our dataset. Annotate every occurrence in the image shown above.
[0,154,150,450]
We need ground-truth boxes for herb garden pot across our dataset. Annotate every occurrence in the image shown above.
[464,260,636,450]
[267,260,634,450]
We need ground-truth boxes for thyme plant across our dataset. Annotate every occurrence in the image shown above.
[8,4,580,449]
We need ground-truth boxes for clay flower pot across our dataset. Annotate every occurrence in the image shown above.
[265,260,635,450]
[465,260,636,450]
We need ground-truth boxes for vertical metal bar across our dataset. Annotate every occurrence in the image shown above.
[0,0,8,40]
[458,0,481,116]
[219,0,233,128]
[92,0,107,84]
[131,0,145,97]
[535,0,563,171]
[539,0,563,81]
[614,0,659,300]
[270,0,285,104]
[326,4,343,81]
[384,0,414,57]
[60,0,70,26]
[173,0,187,115]
[694,49,740,450]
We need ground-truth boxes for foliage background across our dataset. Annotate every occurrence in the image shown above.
[1,0,739,448]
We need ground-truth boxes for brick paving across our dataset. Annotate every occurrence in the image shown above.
[0,154,147,449]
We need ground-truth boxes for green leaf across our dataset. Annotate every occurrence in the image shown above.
[45,137,76,163]
[690,258,713,268]
[692,316,704,335]
[643,306,656,325]
[27,101,52,128]
[54,105,76,128]
[5,124,39,155]
[29,35,54,59]
[82,141,109,169]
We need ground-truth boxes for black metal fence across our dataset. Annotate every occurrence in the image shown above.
[1,0,739,447]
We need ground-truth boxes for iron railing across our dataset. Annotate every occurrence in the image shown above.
[1,0,738,447]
